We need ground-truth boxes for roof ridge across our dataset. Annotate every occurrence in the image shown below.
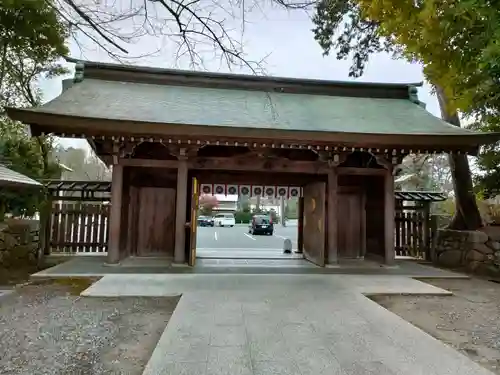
[65,57,423,99]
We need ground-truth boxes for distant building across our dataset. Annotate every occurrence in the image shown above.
[213,195,237,213]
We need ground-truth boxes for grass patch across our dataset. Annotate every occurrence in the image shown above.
[0,257,71,286]
[30,277,100,295]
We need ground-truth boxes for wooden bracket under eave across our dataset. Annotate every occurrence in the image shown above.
[327,153,348,167]
[112,142,121,164]
[167,145,199,159]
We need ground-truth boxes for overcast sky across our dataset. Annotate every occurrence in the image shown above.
[39,2,438,150]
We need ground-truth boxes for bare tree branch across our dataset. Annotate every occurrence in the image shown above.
[46,0,315,70]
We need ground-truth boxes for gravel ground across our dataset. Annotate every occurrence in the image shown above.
[371,278,500,374]
[0,280,179,375]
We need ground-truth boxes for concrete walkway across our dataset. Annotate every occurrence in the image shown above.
[82,274,493,375]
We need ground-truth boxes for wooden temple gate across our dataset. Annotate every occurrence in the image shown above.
[41,179,445,261]
[8,59,497,266]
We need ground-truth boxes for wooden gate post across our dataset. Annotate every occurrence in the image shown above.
[327,167,338,264]
[108,164,124,264]
[296,196,304,253]
[422,203,431,260]
[174,154,188,264]
[384,169,396,265]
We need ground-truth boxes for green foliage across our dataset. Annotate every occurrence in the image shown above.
[312,0,396,78]
[0,121,61,217]
[475,146,500,198]
[350,0,500,199]
[234,209,281,224]
[1,0,69,107]
[284,198,298,219]
[0,0,69,218]
[1,0,68,57]
[312,0,500,114]
[234,210,253,224]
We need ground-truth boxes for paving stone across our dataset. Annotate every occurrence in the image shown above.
[292,346,342,375]
[80,274,494,375]
[341,361,397,375]
[157,362,207,375]
[163,343,210,363]
[210,325,247,346]
[252,360,302,375]
[248,335,292,362]
[206,346,252,375]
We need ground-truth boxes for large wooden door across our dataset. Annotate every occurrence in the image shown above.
[136,187,176,256]
[303,181,326,266]
[337,192,365,258]
[188,178,199,266]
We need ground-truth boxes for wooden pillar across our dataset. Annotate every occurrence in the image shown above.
[327,168,338,264]
[108,164,123,264]
[384,169,396,265]
[422,203,431,260]
[174,157,188,264]
[296,196,304,253]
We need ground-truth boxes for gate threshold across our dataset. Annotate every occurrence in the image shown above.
[196,248,303,260]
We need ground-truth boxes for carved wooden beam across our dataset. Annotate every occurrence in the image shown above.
[119,159,179,168]
[119,157,329,174]
[193,157,329,174]
[337,167,387,176]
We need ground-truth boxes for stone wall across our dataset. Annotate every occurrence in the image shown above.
[434,226,500,275]
[0,219,40,268]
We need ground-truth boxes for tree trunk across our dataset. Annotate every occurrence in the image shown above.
[435,86,482,230]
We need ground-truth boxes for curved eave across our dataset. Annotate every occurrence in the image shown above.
[7,107,498,155]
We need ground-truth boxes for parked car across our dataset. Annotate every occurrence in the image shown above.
[197,215,214,227]
[214,213,236,227]
[248,215,274,235]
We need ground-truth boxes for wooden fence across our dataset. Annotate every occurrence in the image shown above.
[49,202,110,254]
[394,208,437,259]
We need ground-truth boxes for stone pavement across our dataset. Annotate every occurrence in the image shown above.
[81,274,493,375]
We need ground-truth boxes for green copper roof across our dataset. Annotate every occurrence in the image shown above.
[24,78,474,136]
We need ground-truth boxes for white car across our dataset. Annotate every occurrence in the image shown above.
[214,213,236,227]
